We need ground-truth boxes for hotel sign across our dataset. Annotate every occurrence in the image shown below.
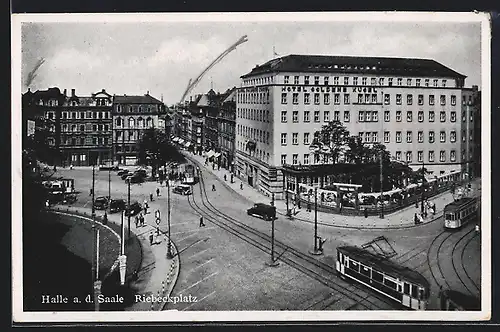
[281,86,378,93]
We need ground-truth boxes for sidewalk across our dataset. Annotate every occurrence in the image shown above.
[183,151,480,230]
[51,203,179,311]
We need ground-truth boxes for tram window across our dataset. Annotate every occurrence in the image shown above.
[350,261,359,272]
[384,278,397,290]
[372,270,384,282]
[403,282,410,295]
[418,288,424,300]
[360,265,370,277]
[411,285,418,297]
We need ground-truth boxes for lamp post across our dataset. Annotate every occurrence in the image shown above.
[166,179,173,259]
[421,160,426,217]
[127,178,131,239]
[266,208,279,267]
[108,166,111,203]
[379,89,385,219]
[310,188,322,256]
[91,164,101,311]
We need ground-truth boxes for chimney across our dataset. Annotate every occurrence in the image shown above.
[71,89,75,96]
[63,89,67,96]
[102,89,106,93]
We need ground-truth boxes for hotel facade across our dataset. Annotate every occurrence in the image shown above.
[235,55,480,199]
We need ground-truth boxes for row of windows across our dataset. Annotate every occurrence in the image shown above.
[237,141,271,163]
[115,117,154,128]
[359,130,472,144]
[115,130,140,141]
[62,136,110,146]
[238,91,271,105]
[62,124,110,132]
[237,125,271,145]
[115,105,159,113]
[237,108,271,122]
[279,149,463,166]
[280,109,349,123]
[280,92,460,106]
[281,75,451,88]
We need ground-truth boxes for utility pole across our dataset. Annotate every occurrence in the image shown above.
[127,179,131,239]
[310,188,322,256]
[379,89,384,219]
[266,209,279,267]
[166,180,173,259]
[108,167,111,203]
[421,159,425,216]
[91,164,101,311]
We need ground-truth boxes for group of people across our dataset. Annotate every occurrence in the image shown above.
[135,212,145,227]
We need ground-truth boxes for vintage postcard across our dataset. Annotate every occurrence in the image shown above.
[12,11,491,323]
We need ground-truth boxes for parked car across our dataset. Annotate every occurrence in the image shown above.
[117,170,129,176]
[121,172,133,180]
[125,201,142,216]
[126,174,144,184]
[93,196,109,210]
[134,169,147,177]
[247,203,277,221]
[109,199,126,213]
[172,184,192,195]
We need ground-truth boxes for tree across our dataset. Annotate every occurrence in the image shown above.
[23,118,59,165]
[313,120,350,163]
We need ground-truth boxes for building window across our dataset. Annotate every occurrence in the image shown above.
[304,93,310,104]
[450,150,456,162]
[406,151,412,163]
[364,94,370,104]
[353,77,358,85]
[314,93,320,105]
[384,131,390,143]
[314,111,320,122]
[372,132,378,143]
[433,79,438,87]
[462,111,466,122]
[442,79,447,87]
[425,79,430,87]
[358,111,365,122]
[359,132,364,142]
[388,78,393,86]
[396,151,401,161]
[384,94,390,105]
[372,111,378,122]
[417,151,423,162]
[80,124,85,132]
[429,95,435,105]
[304,133,310,145]
[324,77,329,85]
[129,117,135,128]
[281,133,287,145]
[314,76,319,85]
[379,77,385,85]
[450,131,456,142]
[364,132,370,143]
[344,111,350,122]
[396,94,402,105]
[440,131,446,143]
[396,131,402,143]
[440,111,446,122]
[371,78,376,85]
[92,124,97,132]
[416,79,421,87]
[358,94,363,104]
[304,111,310,122]
[429,131,435,143]
[324,94,330,105]
[292,110,299,123]
[451,95,456,106]
[292,154,298,165]
[418,131,424,143]
[292,93,298,104]
[451,111,456,122]
[462,130,466,142]
[407,78,412,86]
[407,131,413,143]
[104,124,109,131]
[429,151,435,162]
[324,110,331,122]
[366,111,372,122]
[440,95,446,106]
[407,94,413,105]
[334,94,340,105]
[284,76,289,84]
[304,76,310,85]
[396,111,402,122]
[344,77,349,85]
[362,77,367,85]
[370,94,377,103]
[344,94,350,104]
[281,111,287,123]
[407,111,413,122]
[281,154,287,165]
[397,78,403,86]
[292,133,298,145]
[429,111,435,122]
[281,93,287,104]
[384,110,390,122]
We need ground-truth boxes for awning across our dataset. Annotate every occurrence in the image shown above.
[206,150,215,158]
[213,152,221,158]
[172,137,179,142]
[185,142,191,148]
[178,138,185,144]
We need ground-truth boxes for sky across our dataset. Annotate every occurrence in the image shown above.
[20,15,483,106]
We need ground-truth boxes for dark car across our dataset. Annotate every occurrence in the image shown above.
[121,172,132,180]
[125,201,142,216]
[94,196,109,210]
[109,199,126,213]
[172,184,192,195]
[134,169,147,177]
[126,174,144,184]
[117,170,129,176]
[247,203,277,221]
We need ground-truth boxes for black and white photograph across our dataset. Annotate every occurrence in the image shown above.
[12,12,491,322]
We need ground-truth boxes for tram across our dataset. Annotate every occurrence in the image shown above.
[336,246,430,310]
[183,164,196,184]
[444,197,479,229]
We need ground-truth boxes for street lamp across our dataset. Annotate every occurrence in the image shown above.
[310,188,323,256]
[166,179,173,259]
[91,164,101,311]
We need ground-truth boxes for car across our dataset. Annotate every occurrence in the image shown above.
[125,201,142,216]
[121,172,133,180]
[172,184,192,195]
[247,203,277,221]
[93,196,109,210]
[109,199,126,213]
[125,174,144,184]
[117,170,129,176]
[134,169,147,177]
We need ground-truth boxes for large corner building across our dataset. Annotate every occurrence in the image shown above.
[235,54,480,199]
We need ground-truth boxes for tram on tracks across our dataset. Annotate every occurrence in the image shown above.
[444,197,479,230]
[336,246,430,310]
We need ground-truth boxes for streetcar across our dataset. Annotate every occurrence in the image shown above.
[182,164,196,185]
[444,197,479,229]
[336,246,430,310]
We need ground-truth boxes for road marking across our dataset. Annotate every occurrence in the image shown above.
[170,221,198,227]
[177,271,219,295]
[185,247,210,260]
[185,258,215,274]
[182,290,216,311]
[170,226,216,236]
[176,233,198,243]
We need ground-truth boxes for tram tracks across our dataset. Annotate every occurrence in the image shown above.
[183,167,400,310]
[452,229,480,296]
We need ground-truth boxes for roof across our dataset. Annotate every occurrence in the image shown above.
[113,94,163,104]
[337,246,430,287]
[444,197,477,211]
[241,54,466,79]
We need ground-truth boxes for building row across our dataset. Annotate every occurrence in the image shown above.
[22,88,169,166]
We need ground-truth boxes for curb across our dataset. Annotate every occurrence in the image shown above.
[183,152,443,230]
[159,242,181,311]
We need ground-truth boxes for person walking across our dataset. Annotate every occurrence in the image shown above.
[150,193,154,202]
[89,188,93,197]
[224,174,227,181]
[199,216,205,227]
[240,182,243,190]
[143,200,148,214]
[140,213,145,226]
[149,232,154,245]
[156,187,160,197]
[212,184,216,192]
[135,215,139,228]
[103,211,108,225]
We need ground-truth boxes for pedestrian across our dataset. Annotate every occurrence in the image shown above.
[364,207,368,218]
[318,237,327,252]
[150,193,154,202]
[143,200,148,214]
[199,216,205,227]
[307,202,311,212]
[231,174,234,183]
[414,213,419,224]
[149,232,154,245]
[53,165,57,172]
[103,211,108,225]
[70,164,73,170]
[240,182,243,190]
[45,199,50,208]
[135,215,139,228]
[224,174,227,181]
[156,188,160,197]
[89,188,93,197]
[140,213,145,226]
[212,184,216,192]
